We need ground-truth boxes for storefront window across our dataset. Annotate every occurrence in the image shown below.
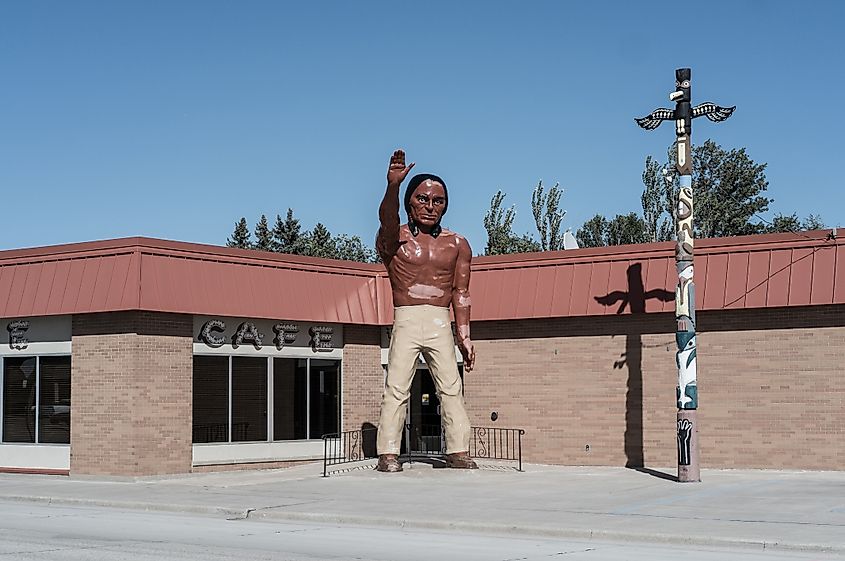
[309,360,340,439]
[2,356,71,444]
[231,357,267,442]
[273,358,307,440]
[38,356,72,444]
[192,356,228,443]
[192,355,340,444]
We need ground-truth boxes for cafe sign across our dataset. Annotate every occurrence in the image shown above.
[195,317,340,352]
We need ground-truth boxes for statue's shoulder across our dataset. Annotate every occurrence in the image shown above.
[439,229,471,253]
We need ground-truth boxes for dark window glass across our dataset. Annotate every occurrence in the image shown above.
[192,356,229,443]
[273,358,307,440]
[38,356,71,444]
[231,357,267,442]
[309,360,340,439]
[3,357,37,443]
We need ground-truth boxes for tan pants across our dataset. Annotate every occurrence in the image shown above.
[377,305,471,455]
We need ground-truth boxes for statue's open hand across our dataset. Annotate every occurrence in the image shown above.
[387,149,415,186]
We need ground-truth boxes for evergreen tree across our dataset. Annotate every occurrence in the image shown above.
[767,213,802,234]
[334,234,377,262]
[226,218,252,249]
[302,223,336,259]
[272,209,305,254]
[531,181,566,251]
[803,214,826,230]
[253,214,273,252]
[766,213,826,233]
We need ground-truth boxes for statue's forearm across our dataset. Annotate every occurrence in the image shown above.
[379,182,401,227]
[452,290,471,342]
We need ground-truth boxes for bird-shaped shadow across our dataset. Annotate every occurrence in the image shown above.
[594,263,673,468]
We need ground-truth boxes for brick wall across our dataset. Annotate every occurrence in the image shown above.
[464,305,845,470]
[341,325,382,435]
[71,312,193,476]
[66,304,844,474]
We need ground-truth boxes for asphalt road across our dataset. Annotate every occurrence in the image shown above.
[0,501,840,561]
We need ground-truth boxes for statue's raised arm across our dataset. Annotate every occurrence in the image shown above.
[377,149,414,263]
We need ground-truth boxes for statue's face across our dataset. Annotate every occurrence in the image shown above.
[409,180,446,229]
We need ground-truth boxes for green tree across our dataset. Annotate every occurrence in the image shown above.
[531,181,566,251]
[253,214,273,252]
[226,217,252,249]
[576,214,608,248]
[667,139,771,238]
[640,156,674,243]
[483,191,517,255]
[576,213,647,247]
[334,234,377,262]
[483,190,540,255]
[272,209,305,254]
[766,213,826,233]
[803,214,826,230]
[301,223,336,259]
[509,233,541,253]
[766,213,801,234]
[606,213,648,246]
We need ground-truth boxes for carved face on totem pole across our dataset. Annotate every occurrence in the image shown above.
[672,68,691,103]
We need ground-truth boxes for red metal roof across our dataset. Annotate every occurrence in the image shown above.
[0,232,842,325]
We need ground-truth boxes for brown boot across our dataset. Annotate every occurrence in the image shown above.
[445,452,478,469]
[376,454,403,473]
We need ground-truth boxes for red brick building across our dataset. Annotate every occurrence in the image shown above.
[0,231,842,476]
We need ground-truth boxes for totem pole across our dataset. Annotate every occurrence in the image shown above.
[635,68,734,482]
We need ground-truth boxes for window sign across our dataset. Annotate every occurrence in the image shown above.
[7,320,30,351]
[1,317,71,356]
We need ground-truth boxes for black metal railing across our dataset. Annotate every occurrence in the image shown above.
[323,424,525,476]
[322,425,379,476]
[469,426,525,472]
[405,423,444,459]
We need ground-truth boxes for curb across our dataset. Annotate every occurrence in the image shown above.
[2,494,843,555]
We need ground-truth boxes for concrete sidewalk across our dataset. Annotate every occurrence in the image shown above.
[1,461,844,554]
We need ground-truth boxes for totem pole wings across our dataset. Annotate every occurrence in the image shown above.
[634,108,674,130]
[692,102,735,122]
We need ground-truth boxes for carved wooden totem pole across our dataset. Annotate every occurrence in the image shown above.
[636,68,735,482]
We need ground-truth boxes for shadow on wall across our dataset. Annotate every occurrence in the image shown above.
[361,422,378,458]
[595,263,673,468]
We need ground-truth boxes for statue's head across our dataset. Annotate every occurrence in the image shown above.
[404,174,448,237]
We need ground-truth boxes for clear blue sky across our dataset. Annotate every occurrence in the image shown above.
[2,1,842,254]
